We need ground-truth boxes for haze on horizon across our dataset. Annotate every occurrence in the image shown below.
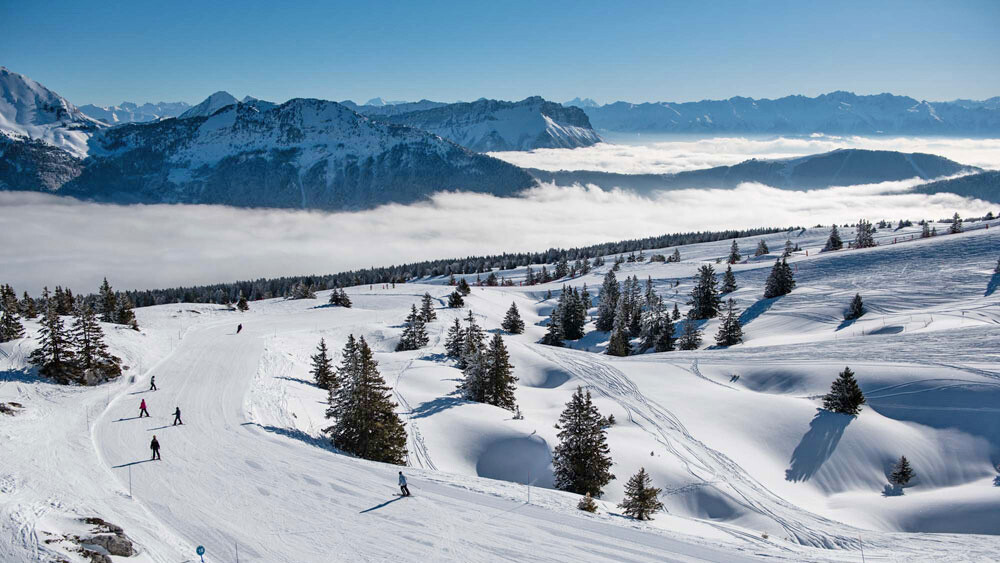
[2,0,998,107]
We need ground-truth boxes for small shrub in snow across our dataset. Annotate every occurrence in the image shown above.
[578,493,598,513]
[845,293,865,321]
[889,455,915,487]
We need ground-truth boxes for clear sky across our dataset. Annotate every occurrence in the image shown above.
[2,0,998,107]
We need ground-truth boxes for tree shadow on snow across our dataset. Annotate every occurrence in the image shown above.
[836,317,859,332]
[276,376,322,388]
[418,352,451,363]
[882,484,904,497]
[411,394,464,419]
[255,424,339,453]
[738,297,778,326]
[0,367,40,384]
[986,272,1000,297]
[785,410,852,482]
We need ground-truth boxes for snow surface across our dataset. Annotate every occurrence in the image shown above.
[3,220,1000,562]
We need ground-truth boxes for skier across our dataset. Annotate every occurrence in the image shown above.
[172,406,183,426]
[237,323,243,334]
[398,471,411,496]
[139,398,150,418]
[150,435,161,460]
[149,375,156,391]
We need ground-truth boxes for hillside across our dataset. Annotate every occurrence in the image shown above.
[376,96,602,151]
[529,149,979,192]
[579,91,1000,136]
[3,218,1000,561]
[912,171,1000,204]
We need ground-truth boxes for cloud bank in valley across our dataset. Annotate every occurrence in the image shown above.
[489,136,1000,174]
[1,180,994,295]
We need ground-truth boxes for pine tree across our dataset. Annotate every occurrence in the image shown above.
[0,284,17,314]
[555,256,570,279]
[845,293,865,320]
[457,278,472,296]
[327,337,407,465]
[236,292,249,312]
[552,387,615,497]
[0,308,25,342]
[721,265,737,294]
[561,287,586,340]
[714,299,743,347]
[445,318,465,358]
[678,320,702,351]
[671,302,681,321]
[396,305,429,351]
[98,278,118,323]
[483,333,518,411]
[21,292,37,319]
[889,455,915,487]
[459,311,486,370]
[727,240,741,264]
[311,338,337,390]
[606,300,631,357]
[115,294,138,329]
[71,301,121,382]
[949,212,963,234]
[618,467,664,521]
[459,346,488,403]
[921,222,932,238]
[855,219,876,249]
[28,305,78,384]
[687,265,721,319]
[763,258,795,299]
[671,248,681,263]
[755,239,770,257]
[447,290,464,308]
[577,492,598,513]
[291,282,316,299]
[501,302,525,334]
[419,292,437,323]
[822,367,866,415]
[824,225,843,251]
[783,239,795,258]
[595,270,619,331]
[541,306,565,347]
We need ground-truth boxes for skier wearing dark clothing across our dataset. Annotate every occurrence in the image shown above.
[150,436,161,460]
[237,324,243,334]
[172,407,183,426]
[149,376,156,391]
[398,471,411,496]
[139,399,150,418]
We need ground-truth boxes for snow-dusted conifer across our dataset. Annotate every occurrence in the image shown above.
[714,299,743,347]
[553,387,615,497]
[28,304,78,384]
[445,318,465,358]
[396,305,429,351]
[727,240,741,264]
[824,225,843,251]
[822,367,866,415]
[447,290,464,308]
[618,467,664,521]
[311,338,337,390]
[419,292,437,322]
[755,240,770,257]
[678,320,702,351]
[71,301,121,382]
[501,302,525,334]
[688,265,721,320]
[889,456,915,487]
[845,293,865,320]
[595,271,620,331]
[98,278,117,323]
[721,265,737,294]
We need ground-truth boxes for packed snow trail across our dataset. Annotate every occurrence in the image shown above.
[92,313,770,562]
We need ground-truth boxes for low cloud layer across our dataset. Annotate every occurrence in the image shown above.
[489,136,1000,174]
[1,180,994,295]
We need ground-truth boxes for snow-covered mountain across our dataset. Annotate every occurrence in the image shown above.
[530,148,980,193]
[54,98,534,209]
[78,100,191,124]
[341,99,449,117]
[580,91,1000,136]
[0,66,105,158]
[563,97,599,108]
[178,91,240,119]
[376,96,603,151]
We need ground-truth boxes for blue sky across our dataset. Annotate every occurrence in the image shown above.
[2,0,998,106]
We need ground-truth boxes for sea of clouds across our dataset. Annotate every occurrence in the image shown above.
[489,135,1000,174]
[1,176,994,294]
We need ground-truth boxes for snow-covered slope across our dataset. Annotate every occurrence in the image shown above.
[583,92,1000,136]
[78,101,191,125]
[3,218,1000,562]
[377,97,602,151]
[56,98,535,209]
[0,67,105,158]
[178,91,239,119]
[529,149,981,193]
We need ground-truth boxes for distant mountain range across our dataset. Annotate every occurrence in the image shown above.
[78,101,191,124]
[911,171,1000,204]
[2,66,997,210]
[570,92,1000,136]
[529,149,981,193]
[0,68,533,209]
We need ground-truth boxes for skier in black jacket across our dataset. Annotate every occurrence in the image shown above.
[172,407,183,426]
[150,435,161,460]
